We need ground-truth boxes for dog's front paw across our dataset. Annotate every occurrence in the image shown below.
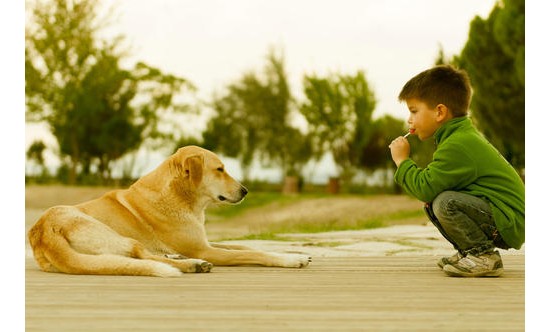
[280,253,312,268]
[297,254,312,268]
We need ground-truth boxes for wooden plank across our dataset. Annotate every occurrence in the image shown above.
[26,255,524,331]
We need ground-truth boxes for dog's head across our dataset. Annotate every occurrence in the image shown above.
[168,146,248,204]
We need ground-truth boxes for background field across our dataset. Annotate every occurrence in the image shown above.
[25,185,427,241]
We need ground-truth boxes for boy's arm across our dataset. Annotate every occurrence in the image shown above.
[394,143,478,203]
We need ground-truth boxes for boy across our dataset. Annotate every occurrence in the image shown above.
[388,65,524,277]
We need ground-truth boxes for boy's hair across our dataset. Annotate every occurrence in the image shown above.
[398,65,472,117]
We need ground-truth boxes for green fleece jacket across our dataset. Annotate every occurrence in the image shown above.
[394,116,525,249]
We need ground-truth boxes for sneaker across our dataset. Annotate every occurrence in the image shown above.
[443,251,503,277]
[437,252,463,269]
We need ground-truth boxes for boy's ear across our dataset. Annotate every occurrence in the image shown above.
[183,154,204,187]
[435,104,451,122]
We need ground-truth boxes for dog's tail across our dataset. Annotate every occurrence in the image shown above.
[28,211,182,277]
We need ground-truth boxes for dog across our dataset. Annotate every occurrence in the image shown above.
[28,146,311,277]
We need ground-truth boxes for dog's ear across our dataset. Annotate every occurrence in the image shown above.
[183,154,204,187]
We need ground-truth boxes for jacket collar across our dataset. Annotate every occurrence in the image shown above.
[434,116,471,145]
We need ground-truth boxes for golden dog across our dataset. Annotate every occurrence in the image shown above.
[28,146,311,277]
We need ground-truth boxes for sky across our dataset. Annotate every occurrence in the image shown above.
[25,0,499,180]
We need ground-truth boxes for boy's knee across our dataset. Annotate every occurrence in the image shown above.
[432,191,456,220]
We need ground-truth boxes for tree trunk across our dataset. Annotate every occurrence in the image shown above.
[282,176,299,194]
[327,177,340,194]
[68,158,78,185]
[68,131,79,185]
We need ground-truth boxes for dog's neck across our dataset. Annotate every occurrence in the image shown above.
[124,181,211,224]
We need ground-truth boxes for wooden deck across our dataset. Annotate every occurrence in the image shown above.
[26,255,525,331]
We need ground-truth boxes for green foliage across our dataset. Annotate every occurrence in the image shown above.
[360,115,406,170]
[203,48,311,180]
[25,0,194,183]
[300,71,377,182]
[493,0,525,85]
[26,140,50,181]
[26,140,47,166]
[456,0,525,168]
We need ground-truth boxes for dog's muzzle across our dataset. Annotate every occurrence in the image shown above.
[218,186,248,203]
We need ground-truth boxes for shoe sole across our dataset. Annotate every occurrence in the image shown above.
[443,266,504,277]
[437,257,459,270]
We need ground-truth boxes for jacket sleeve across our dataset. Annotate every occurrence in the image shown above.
[394,141,478,202]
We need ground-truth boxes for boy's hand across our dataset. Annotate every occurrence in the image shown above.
[388,136,410,167]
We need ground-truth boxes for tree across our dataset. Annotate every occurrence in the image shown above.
[25,0,194,183]
[26,140,49,179]
[360,115,406,171]
[457,0,525,169]
[300,71,376,183]
[203,48,311,181]
[355,115,410,192]
[203,72,267,180]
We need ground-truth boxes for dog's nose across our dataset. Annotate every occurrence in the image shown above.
[240,186,248,197]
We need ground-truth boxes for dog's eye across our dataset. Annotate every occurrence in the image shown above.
[216,167,224,172]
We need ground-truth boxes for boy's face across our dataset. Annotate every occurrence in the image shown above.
[405,98,445,141]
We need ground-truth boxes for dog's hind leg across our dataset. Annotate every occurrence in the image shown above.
[66,217,212,273]
[29,207,181,277]
[40,229,183,277]
[28,222,60,273]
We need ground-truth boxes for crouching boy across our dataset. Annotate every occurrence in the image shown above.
[388,65,525,277]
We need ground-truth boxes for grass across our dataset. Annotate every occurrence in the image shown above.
[206,192,327,220]
[230,233,297,241]
[223,209,425,241]
[204,192,428,241]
